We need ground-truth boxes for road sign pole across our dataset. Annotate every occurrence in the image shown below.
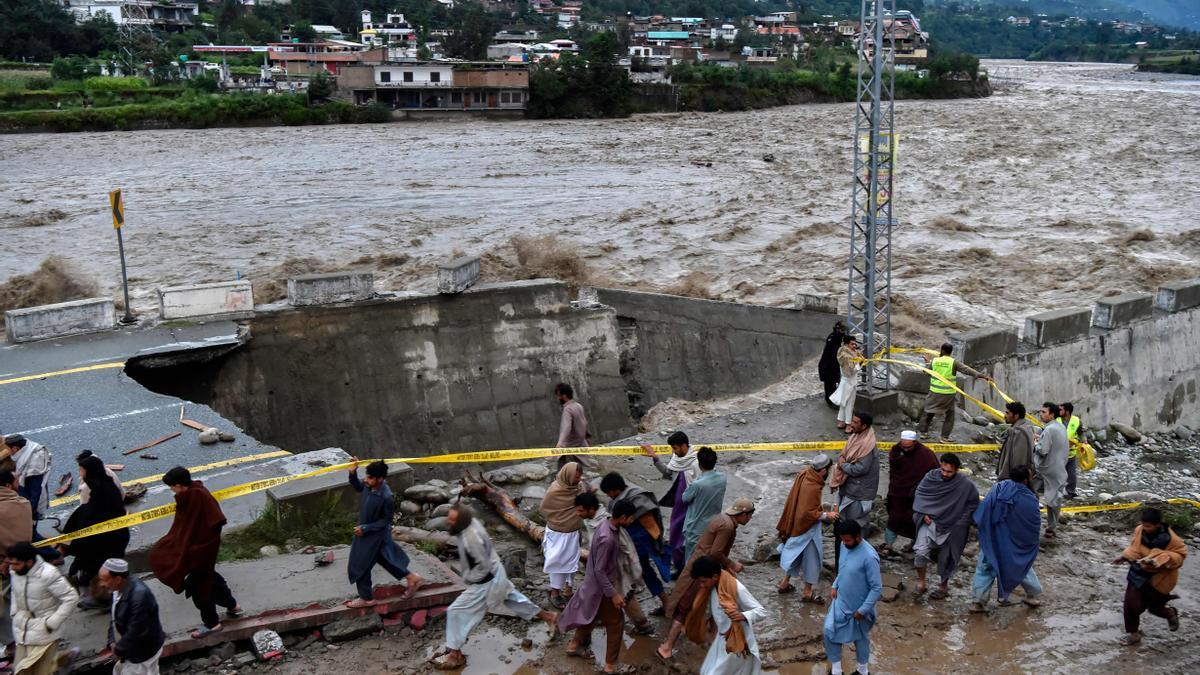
[109,188,135,324]
[116,226,135,324]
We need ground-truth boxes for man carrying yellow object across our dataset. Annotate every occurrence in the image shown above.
[1059,402,1082,499]
[919,343,993,443]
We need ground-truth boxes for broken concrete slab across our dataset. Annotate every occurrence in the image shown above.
[288,271,375,306]
[437,256,481,294]
[157,281,253,321]
[948,325,1019,364]
[324,614,383,642]
[794,292,839,314]
[1023,307,1091,347]
[1092,292,1153,330]
[1156,278,1200,313]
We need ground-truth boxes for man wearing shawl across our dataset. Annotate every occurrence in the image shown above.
[599,473,670,613]
[818,321,846,409]
[541,462,586,608]
[776,454,836,602]
[62,454,129,610]
[148,467,241,639]
[560,499,636,674]
[882,431,939,558]
[830,412,879,536]
[823,520,881,675]
[912,453,979,599]
[641,432,700,574]
[657,498,755,661]
[687,556,767,675]
[1034,402,1069,539]
[434,504,557,670]
[970,465,1043,613]
[345,459,423,608]
[682,448,726,564]
[1112,507,1188,646]
[996,401,1035,480]
[577,493,654,635]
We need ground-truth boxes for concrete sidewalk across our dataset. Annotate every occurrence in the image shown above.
[60,545,459,662]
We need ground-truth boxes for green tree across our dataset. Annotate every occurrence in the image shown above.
[217,0,242,30]
[1,0,81,61]
[443,2,495,60]
[308,70,334,100]
[293,20,318,42]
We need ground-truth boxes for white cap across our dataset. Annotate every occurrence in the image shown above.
[900,430,918,441]
[101,558,129,574]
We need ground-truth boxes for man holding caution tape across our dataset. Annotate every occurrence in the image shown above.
[919,344,992,444]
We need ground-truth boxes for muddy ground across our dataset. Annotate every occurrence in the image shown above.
[3,62,1199,341]
[234,392,1200,675]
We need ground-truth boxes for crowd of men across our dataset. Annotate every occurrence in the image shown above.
[0,364,1189,674]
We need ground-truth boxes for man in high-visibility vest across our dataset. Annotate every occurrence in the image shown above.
[1059,402,1082,499]
[919,343,993,443]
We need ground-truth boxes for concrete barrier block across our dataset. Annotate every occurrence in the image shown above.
[4,297,114,343]
[948,325,1019,364]
[158,281,253,320]
[437,257,480,294]
[1092,292,1153,329]
[795,293,839,314]
[266,461,412,520]
[287,271,374,306]
[1023,308,1091,347]
[1156,278,1200,313]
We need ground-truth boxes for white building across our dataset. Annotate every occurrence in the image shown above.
[65,0,198,31]
[375,63,454,86]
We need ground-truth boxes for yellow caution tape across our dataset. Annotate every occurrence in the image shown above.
[49,450,293,508]
[36,440,1004,547]
[867,349,1098,472]
[1060,498,1200,515]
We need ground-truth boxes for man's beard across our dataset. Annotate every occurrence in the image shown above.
[13,566,30,576]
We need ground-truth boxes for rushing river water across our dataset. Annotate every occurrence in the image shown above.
[2,60,1198,337]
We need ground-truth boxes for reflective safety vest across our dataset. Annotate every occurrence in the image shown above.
[1063,415,1081,458]
[929,356,957,394]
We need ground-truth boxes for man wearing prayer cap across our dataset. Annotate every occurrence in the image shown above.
[99,558,165,674]
[776,454,837,603]
[881,431,939,559]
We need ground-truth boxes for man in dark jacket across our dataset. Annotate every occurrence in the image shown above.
[818,321,846,409]
[99,558,165,674]
[346,459,423,607]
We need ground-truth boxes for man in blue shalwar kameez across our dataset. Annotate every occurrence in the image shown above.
[346,459,423,607]
[823,520,882,675]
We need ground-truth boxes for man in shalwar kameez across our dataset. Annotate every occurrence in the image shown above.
[345,460,423,607]
[687,556,768,675]
[912,453,979,599]
[432,505,557,670]
[776,454,836,603]
[823,520,882,675]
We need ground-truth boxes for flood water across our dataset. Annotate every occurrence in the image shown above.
[2,61,1198,338]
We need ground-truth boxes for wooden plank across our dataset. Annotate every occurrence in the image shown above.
[123,431,182,456]
[180,419,207,431]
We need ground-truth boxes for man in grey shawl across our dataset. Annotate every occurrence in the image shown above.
[912,453,979,599]
[432,505,557,670]
[1034,402,1069,539]
[997,401,1036,480]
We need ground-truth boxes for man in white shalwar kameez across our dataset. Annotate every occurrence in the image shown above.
[687,556,767,675]
[432,505,557,670]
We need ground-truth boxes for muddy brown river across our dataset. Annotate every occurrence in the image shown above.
[2,60,1199,337]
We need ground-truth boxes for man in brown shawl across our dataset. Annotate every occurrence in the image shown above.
[997,401,1036,480]
[776,454,836,602]
[655,498,754,662]
[148,467,241,638]
[540,462,586,608]
[881,431,939,558]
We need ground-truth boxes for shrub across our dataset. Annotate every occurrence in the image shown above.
[84,76,147,91]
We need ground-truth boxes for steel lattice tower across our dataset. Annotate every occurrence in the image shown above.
[847,0,896,392]
[118,2,155,76]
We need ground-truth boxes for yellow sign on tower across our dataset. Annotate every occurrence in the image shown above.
[108,188,124,229]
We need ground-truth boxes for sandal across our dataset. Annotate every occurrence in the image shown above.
[431,654,467,670]
[226,605,244,618]
[401,576,424,601]
[566,646,595,660]
[345,598,376,608]
[929,588,949,600]
[777,583,796,594]
[630,621,655,636]
[600,665,637,674]
[1168,606,1180,632]
[190,624,221,639]
[801,594,825,605]
[1118,633,1141,647]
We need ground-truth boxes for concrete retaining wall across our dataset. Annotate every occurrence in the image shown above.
[959,303,1200,431]
[585,287,839,417]
[130,280,635,467]
[4,297,114,343]
[158,281,254,320]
